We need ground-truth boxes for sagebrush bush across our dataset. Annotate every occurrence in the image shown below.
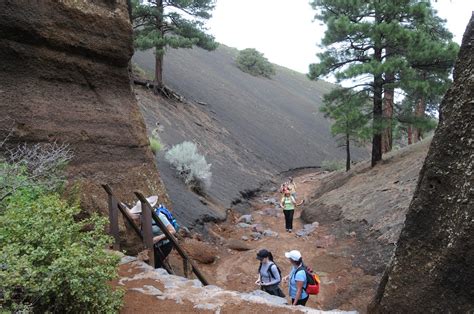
[149,136,162,154]
[321,160,345,172]
[165,141,212,192]
[0,188,123,313]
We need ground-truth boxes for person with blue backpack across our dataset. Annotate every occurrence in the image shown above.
[283,250,309,306]
[129,195,179,270]
[255,249,285,297]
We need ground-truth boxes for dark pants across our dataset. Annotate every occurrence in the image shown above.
[292,296,309,306]
[153,241,173,269]
[261,284,285,297]
[284,210,294,230]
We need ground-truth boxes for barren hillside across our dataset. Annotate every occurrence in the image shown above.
[133,46,368,227]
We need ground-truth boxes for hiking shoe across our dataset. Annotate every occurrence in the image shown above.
[288,229,292,233]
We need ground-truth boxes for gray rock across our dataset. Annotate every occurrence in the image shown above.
[263,197,278,205]
[237,214,253,224]
[120,256,137,265]
[263,229,278,237]
[241,236,249,241]
[242,290,287,305]
[296,222,319,237]
[250,232,263,240]
[236,222,252,228]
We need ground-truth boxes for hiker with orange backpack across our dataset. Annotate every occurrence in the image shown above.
[282,250,320,306]
[255,249,286,297]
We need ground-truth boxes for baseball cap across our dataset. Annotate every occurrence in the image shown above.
[284,250,302,261]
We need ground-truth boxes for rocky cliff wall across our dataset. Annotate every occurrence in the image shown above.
[369,14,474,313]
[0,0,169,246]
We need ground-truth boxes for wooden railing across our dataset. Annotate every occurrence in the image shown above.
[102,184,209,286]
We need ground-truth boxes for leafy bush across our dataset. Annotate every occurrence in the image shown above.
[235,48,276,78]
[321,160,345,172]
[149,136,162,154]
[165,141,212,193]
[0,188,123,313]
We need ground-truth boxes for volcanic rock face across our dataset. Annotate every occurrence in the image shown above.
[0,0,169,235]
[369,15,474,313]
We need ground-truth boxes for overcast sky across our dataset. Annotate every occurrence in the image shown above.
[206,0,473,74]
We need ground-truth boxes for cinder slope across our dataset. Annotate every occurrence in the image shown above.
[133,46,368,225]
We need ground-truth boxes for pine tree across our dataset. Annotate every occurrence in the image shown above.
[400,9,458,143]
[320,88,371,171]
[132,0,218,91]
[309,0,432,166]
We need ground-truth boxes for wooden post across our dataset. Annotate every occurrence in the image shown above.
[102,184,143,240]
[141,198,155,268]
[135,192,209,286]
[183,258,189,278]
[107,192,120,250]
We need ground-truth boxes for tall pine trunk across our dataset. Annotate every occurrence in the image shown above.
[153,0,164,92]
[346,133,351,171]
[154,53,164,91]
[372,47,383,167]
[382,71,394,153]
[407,125,413,145]
[413,96,426,142]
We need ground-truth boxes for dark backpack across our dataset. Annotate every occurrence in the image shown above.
[153,204,180,232]
[259,262,282,283]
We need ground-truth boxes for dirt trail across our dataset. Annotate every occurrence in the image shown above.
[195,172,380,313]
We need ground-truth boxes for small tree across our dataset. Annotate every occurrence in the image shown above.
[235,48,276,78]
[132,0,218,91]
[320,88,371,171]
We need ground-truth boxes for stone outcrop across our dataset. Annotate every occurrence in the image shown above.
[0,0,169,249]
[116,256,356,313]
[369,14,474,313]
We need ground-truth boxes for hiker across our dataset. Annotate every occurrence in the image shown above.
[129,196,177,269]
[283,250,309,306]
[287,177,297,200]
[255,249,285,297]
[280,189,296,232]
[279,181,288,194]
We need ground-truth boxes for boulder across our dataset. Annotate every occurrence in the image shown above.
[226,239,252,251]
[369,15,474,313]
[263,229,278,237]
[237,214,253,224]
[182,239,218,264]
[236,222,252,228]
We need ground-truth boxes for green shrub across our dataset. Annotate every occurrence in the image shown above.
[321,160,345,172]
[235,48,276,78]
[149,136,162,154]
[0,188,123,312]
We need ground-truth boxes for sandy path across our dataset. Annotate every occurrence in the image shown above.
[195,172,379,313]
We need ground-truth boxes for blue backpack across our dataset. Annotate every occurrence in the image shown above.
[153,204,180,232]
